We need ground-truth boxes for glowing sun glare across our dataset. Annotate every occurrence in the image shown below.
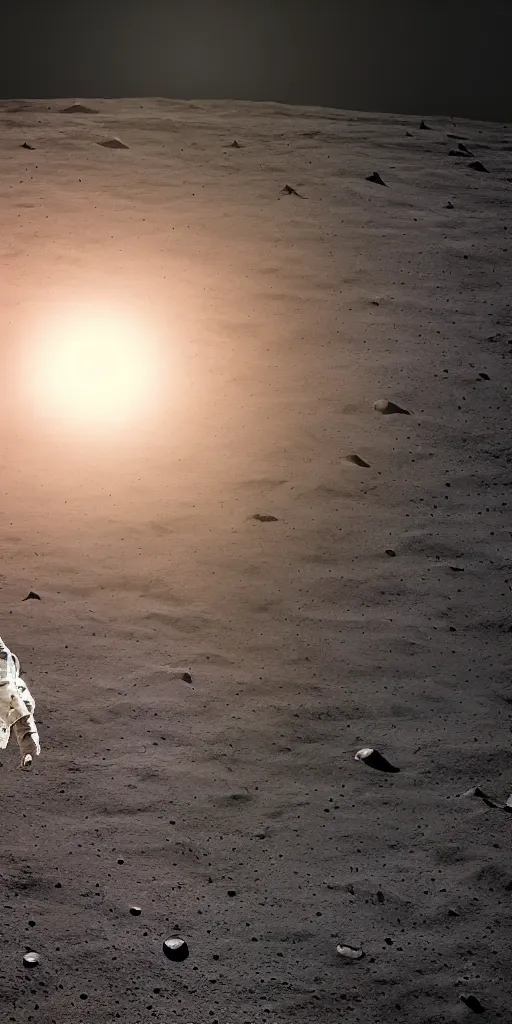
[24,300,165,430]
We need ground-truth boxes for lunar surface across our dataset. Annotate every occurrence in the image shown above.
[1,96,511,1022]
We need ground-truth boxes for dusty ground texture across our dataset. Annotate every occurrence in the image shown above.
[0,97,511,1023]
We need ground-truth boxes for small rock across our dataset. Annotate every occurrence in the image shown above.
[181,672,192,684]
[98,137,129,149]
[163,936,189,962]
[462,785,512,812]
[366,171,387,186]
[374,398,410,415]
[346,454,371,468]
[478,372,490,380]
[280,184,306,198]
[405,131,413,137]
[23,952,40,968]
[129,906,142,916]
[460,993,485,1014]
[229,140,241,148]
[385,549,396,557]
[419,120,431,129]
[468,160,488,172]
[227,890,237,897]
[336,944,364,960]
[252,513,279,522]
[449,565,464,572]
[60,103,99,114]
[355,747,400,773]
[377,890,385,903]
[22,591,41,601]
[21,142,35,149]
[445,201,454,208]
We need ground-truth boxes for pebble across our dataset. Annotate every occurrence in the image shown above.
[163,936,189,962]
[374,398,410,415]
[336,944,364,960]
[23,952,40,968]
[355,747,400,773]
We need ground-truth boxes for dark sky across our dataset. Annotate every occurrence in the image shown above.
[2,0,511,123]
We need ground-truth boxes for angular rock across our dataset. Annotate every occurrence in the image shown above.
[355,747,400,773]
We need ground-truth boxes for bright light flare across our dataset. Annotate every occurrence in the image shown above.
[21,299,168,432]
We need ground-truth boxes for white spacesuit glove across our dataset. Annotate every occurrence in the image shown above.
[0,638,40,769]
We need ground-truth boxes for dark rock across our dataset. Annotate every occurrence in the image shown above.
[460,994,485,1013]
[346,454,371,468]
[366,171,387,186]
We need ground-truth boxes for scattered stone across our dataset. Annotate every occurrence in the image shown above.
[227,890,237,897]
[445,201,454,208]
[229,140,242,148]
[449,149,467,157]
[355,747,400,773]
[462,785,512,812]
[468,160,488,172]
[377,890,385,903]
[447,133,469,140]
[181,672,192,684]
[449,565,464,572]
[336,944,364,960]
[60,103,99,114]
[460,994,485,1014]
[98,137,129,149]
[366,171,387,186]
[21,142,35,149]
[447,908,459,916]
[23,952,40,968]
[129,906,142,916]
[163,936,189,962]
[385,549,396,557]
[458,142,473,155]
[22,591,41,601]
[280,184,306,198]
[478,372,490,380]
[346,454,371,468]
[374,398,410,415]
[419,120,431,129]
[252,513,279,522]
[405,131,413,137]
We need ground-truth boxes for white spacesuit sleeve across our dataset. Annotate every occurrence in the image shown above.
[0,638,40,767]
[0,677,32,749]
